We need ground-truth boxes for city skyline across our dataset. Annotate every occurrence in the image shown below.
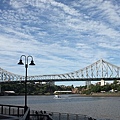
[0,0,120,86]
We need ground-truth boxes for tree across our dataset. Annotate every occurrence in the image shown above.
[91,85,101,93]
[113,80,118,85]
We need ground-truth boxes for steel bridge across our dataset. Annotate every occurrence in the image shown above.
[0,59,120,83]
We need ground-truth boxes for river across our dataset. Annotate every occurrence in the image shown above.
[0,95,120,120]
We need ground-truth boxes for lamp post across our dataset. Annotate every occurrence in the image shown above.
[18,55,35,111]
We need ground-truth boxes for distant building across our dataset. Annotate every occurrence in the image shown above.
[96,82,101,85]
[35,81,55,85]
[117,80,120,84]
[101,79,105,86]
[96,80,105,86]
[4,91,15,95]
[72,88,79,94]
[54,91,72,94]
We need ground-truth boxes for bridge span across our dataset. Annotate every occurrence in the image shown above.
[0,59,120,83]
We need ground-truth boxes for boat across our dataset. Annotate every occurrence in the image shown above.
[54,94,61,99]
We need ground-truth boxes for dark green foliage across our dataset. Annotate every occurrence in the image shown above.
[1,80,120,95]
[1,82,74,95]
[79,80,120,95]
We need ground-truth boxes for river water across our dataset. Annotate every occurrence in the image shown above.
[0,95,120,120]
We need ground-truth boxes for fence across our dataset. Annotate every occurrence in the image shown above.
[0,104,24,116]
[0,104,52,120]
[0,104,96,120]
[51,112,90,120]
[30,110,96,120]
[0,104,30,120]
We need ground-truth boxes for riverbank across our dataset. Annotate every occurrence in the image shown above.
[79,92,120,97]
[1,92,120,97]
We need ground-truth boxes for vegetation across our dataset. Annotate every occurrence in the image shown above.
[1,82,74,95]
[1,80,120,95]
[77,80,120,95]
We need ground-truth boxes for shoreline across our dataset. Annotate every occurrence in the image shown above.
[1,92,120,97]
[73,93,120,97]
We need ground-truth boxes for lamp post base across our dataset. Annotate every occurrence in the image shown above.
[24,105,28,113]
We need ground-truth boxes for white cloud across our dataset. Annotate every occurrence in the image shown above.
[99,42,120,50]
[0,0,120,86]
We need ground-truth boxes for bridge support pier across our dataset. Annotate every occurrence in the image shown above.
[86,81,91,89]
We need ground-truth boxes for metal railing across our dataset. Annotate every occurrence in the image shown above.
[21,107,30,120]
[30,110,53,120]
[30,110,96,120]
[0,104,24,116]
[0,104,52,120]
[0,104,30,120]
[51,112,88,120]
[0,104,96,120]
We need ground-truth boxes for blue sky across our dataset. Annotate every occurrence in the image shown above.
[0,0,120,86]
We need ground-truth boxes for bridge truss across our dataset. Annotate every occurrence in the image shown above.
[0,59,120,83]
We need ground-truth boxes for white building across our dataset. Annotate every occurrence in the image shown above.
[101,79,105,86]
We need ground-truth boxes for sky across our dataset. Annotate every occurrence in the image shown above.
[0,0,120,86]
